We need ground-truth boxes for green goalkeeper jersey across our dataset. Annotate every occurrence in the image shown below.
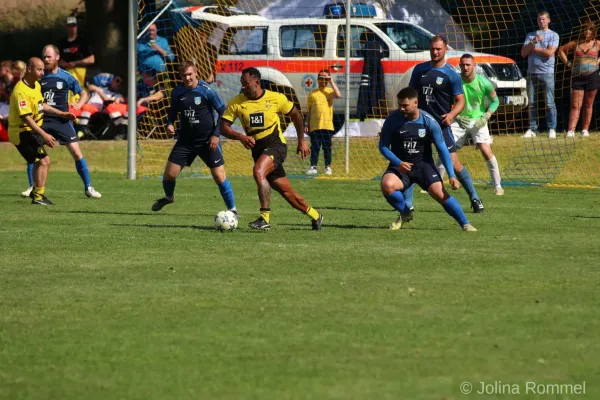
[460,74,495,120]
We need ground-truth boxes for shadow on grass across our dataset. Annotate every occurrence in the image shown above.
[317,206,445,214]
[573,215,600,219]
[111,223,215,231]
[52,210,209,217]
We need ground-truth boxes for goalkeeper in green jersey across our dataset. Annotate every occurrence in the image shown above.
[446,54,504,196]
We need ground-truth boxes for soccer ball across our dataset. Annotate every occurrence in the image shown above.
[214,210,238,232]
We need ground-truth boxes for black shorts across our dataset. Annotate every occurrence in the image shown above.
[14,131,49,164]
[251,135,287,182]
[442,126,457,154]
[42,120,78,144]
[384,162,442,191]
[571,72,600,91]
[168,139,225,168]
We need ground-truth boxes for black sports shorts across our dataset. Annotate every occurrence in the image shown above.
[384,161,442,191]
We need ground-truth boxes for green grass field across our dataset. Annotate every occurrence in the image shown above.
[1,160,599,399]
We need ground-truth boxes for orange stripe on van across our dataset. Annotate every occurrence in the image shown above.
[216,59,419,74]
[447,55,515,66]
[216,57,515,75]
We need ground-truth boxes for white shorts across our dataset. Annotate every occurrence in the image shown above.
[450,121,493,148]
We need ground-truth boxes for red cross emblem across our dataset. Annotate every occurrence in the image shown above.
[304,77,313,88]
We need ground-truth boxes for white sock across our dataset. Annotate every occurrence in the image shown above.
[486,156,501,187]
[435,157,447,180]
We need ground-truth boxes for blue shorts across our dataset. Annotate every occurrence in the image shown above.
[442,126,457,154]
[385,161,442,191]
[168,139,225,168]
[42,120,78,145]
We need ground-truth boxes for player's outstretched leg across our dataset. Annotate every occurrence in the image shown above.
[270,176,323,231]
[152,161,181,211]
[65,142,101,199]
[477,143,503,195]
[450,153,483,213]
[209,165,237,215]
[22,163,34,197]
[428,181,476,231]
[31,156,54,206]
[249,155,275,230]
[381,172,412,230]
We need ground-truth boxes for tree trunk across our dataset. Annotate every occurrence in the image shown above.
[83,0,129,76]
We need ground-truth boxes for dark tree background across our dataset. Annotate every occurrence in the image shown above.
[83,0,129,76]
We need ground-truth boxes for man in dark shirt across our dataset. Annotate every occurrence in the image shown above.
[58,16,95,88]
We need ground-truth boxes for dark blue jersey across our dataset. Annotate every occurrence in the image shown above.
[41,68,82,123]
[379,109,455,178]
[409,62,463,124]
[167,81,225,141]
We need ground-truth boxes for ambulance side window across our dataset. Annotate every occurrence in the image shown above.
[280,25,327,57]
[337,25,388,58]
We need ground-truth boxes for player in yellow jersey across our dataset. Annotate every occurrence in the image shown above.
[8,58,75,205]
[220,67,323,231]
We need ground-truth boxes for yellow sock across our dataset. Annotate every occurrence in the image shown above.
[33,186,45,201]
[260,208,271,224]
[305,206,319,220]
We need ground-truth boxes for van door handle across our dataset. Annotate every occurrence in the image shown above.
[331,63,343,71]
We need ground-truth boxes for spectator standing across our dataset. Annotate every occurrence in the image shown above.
[58,17,95,89]
[137,23,174,73]
[521,11,560,139]
[305,69,341,176]
[558,21,600,137]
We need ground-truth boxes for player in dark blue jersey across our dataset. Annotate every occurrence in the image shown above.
[21,45,101,199]
[379,87,476,231]
[151,61,237,215]
[406,35,483,213]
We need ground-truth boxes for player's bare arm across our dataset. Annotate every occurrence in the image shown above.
[42,103,76,120]
[219,119,255,149]
[21,115,55,147]
[441,94,465,126]
[304,106,311,133]
[432,127,460,190]
[288,106,310,159]
[71,90,89,110]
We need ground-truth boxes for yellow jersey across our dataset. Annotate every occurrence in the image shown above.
[222,90,294,144]
[8,79,44,145]
[307,87,335,131]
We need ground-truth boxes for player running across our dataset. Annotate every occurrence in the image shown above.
[151,61,237,214]
[379,87,477,232]
[219,67,323,231]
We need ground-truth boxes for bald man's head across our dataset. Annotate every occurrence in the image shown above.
[26,57,45,82]
[147,23,158,40]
